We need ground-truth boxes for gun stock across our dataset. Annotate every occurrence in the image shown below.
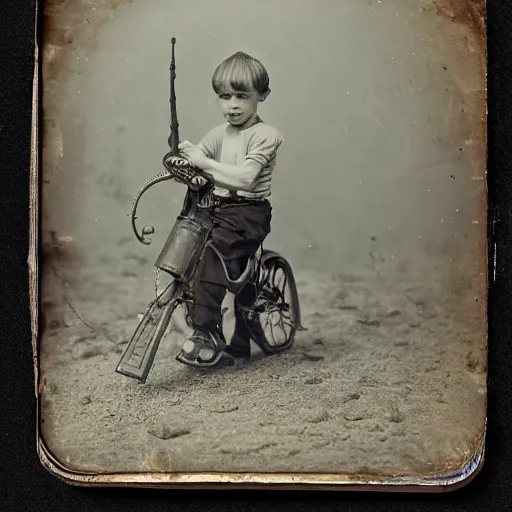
[116,282,178,383]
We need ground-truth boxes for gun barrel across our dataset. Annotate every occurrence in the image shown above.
[169,37,179,154]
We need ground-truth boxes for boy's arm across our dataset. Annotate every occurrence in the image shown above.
[193,129,283,192]
[200,159,263,191]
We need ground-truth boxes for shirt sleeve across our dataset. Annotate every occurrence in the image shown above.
[197,125,223,159]
[245,126,283,168]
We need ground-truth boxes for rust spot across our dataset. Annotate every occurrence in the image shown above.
[433,0,486,40]
[431,2,488,304]
[42,0,125,84]
[42,231,80,267]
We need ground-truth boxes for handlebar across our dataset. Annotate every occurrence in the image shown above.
[162,152,214,190]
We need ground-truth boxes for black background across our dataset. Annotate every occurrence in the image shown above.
[1,1,510,510]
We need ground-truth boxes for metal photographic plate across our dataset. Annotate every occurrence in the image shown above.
[31,0,487,491]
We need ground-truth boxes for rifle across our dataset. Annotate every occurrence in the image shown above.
[128,37,200,246]
[116,39,213,383]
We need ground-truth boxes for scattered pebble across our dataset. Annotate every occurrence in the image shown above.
[305,377,323,385]
[370,424,384,432]
[389,408,405,423]
[340,434,351,441]
[342,392,361,403]
[148,424,191,440]
[220,442,277,456]
[358,376,378,387]
[379,436,388,442]
[303,351,325,362]
[307,411,329,424]
[313,338,324,345]
[79,396,92,406]
[344,413,364,421]
[312,440,331,449]
[357,319,381,327]
[204,405,239,414]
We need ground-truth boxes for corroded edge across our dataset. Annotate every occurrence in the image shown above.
[29,0,40,401]
[31,0,489,491]
[36,423,485,491]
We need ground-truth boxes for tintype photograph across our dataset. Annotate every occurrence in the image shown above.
[34,0,488,489]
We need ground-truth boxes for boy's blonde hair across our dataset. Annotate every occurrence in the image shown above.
[212,51,270,97]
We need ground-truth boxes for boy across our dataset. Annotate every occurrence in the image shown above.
[176,51,283,367]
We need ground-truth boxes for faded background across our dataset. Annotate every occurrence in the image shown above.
[39,0,487,478]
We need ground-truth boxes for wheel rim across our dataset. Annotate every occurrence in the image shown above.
[256,261,297,349]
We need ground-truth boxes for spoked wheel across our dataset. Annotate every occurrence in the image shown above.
[250,251,303,355]
[116,280,179,382]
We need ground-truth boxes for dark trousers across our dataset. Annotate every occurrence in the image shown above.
[189,199,272,347]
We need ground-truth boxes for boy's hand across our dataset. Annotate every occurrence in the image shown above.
[178,140,195,151]
[189,175,210,190]
[179,140,207,169]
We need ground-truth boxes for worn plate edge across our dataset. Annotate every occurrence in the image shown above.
[35,422,485,492]
[28,0,488,493]
[29,0,40,402]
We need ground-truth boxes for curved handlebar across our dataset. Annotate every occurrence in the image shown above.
[129,172,173,246]
[129,153,214,246]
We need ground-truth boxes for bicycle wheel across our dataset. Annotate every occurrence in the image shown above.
[116,280,179,383]
[250,251,302,355]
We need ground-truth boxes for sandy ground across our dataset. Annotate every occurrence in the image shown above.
[39,245,486,476]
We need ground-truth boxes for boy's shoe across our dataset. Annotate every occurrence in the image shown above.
[179,329,217,363]
[176,329,238,369]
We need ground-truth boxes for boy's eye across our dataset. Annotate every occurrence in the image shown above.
[218,93,249,100]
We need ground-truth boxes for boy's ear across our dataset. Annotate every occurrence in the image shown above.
[259,89,271,102]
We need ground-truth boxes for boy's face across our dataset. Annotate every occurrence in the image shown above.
[216,86,263,128]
